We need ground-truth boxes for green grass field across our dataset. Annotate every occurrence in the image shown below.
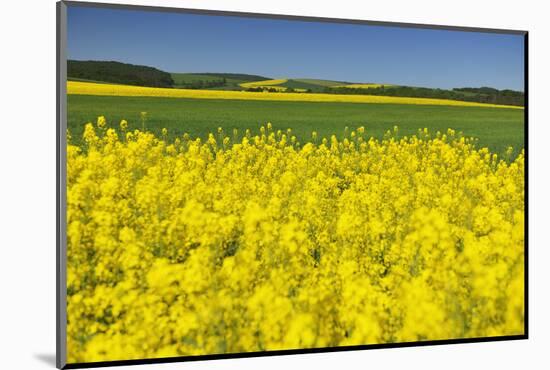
[67,94,524,157]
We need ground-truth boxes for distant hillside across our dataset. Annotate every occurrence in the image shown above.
[173,74,523,106]
[333,83,396,89]
[67,60,523,106]
[239,78,352,93]
[171,72,271,90]
[292,78,350,87]
[68,60,174,88]
[452,87,524,106]
[197,73,271,81]
[240,79,290,91]
[173,75,353,92]
[324,85,524,107]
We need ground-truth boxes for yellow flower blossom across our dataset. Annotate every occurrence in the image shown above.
[67,81,522,109]
[66,119,524,363]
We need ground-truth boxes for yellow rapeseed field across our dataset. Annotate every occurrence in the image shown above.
[67,81,523,109]
[66,117,524,363]
[239,79,288,89]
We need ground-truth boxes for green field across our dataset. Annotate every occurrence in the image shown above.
[241,78,348,92]
[67,94,524,157]
[171,75,359,92]
[292,78,350,87]
[278,79,329,92]
[171,72,270,90]
[67,60,524,106]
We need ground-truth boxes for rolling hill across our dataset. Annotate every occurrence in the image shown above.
[239,78,357,92]
[292,78,350,87]
[68,60,174,88]
[171,72,271,90]
[67,60,524,106]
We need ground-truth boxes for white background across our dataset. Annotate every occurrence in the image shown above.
[0,0,548,368]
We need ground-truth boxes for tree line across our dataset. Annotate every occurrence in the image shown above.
[244,87,313,93]
[67,60,524,106]
[68,60,174,88]
[323,85,524,106]
[178,78,227,89]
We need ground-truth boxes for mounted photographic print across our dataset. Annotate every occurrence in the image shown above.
[56,1,527,368]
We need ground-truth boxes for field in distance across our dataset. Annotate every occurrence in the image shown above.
[171,74,356,93]
[171,72,272,90]
[67,60,525,159]
[67,81,522,110]
[67,94,524,159]
[67,60,524,106]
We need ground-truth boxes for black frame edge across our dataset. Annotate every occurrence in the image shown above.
[523,32,529,338]
[57,1,68,369]
[56,2,61,368]
[62,0,527,35]
[63,335,527,369]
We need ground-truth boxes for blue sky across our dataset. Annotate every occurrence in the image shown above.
[67,5,524,90]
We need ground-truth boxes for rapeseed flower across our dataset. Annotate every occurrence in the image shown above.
[66,119,524,363]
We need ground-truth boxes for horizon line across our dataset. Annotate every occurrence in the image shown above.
[67,58,525,92]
